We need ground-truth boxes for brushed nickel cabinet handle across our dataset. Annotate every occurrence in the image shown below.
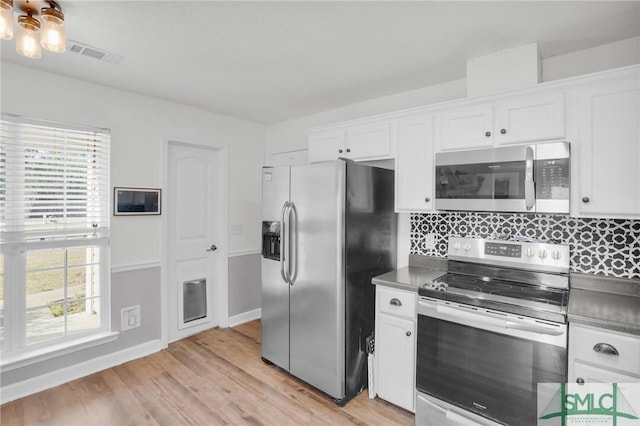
[593,342,619,356]
[389,298,402,307]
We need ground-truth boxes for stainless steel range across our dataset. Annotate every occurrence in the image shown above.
[415,236,570,426]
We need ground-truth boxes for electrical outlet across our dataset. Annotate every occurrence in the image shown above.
[121,305,141,331]
[425,233,436,250]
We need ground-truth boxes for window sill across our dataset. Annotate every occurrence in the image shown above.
[0,331,119,372]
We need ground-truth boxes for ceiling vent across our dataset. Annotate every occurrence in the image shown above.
[68,40,124,65]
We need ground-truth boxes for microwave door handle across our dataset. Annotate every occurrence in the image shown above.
[525,146,535,210]
[280,202,291,284]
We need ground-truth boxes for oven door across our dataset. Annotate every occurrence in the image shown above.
[416,298,567,426]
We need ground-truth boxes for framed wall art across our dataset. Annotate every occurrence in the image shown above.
[114,187,162,216]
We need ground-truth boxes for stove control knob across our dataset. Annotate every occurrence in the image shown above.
[538,249,548,259]
[552,250,562,260]
[453,242,461,251]
[525,248,535,258]
[463,243,471,252]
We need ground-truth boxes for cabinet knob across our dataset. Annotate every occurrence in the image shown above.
[425,197,431,203]
[406,331,412,337]
[346,148,351,153]
[576,377,585,385]
[500,128,507,134]
[338,149,344,154]
[389,298,402,307]
[582,196,590,203]
[485,131,491,137]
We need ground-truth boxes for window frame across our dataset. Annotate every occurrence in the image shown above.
[0,113,112,364]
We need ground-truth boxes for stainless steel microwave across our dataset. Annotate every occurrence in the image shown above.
[435,142,570,214]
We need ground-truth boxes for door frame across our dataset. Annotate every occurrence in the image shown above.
[161,137,229,346]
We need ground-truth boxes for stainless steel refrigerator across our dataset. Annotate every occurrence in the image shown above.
[261,160,396,405]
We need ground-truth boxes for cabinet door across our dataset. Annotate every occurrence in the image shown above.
[268,149,308,166]
[376,312,416,412]
[441,105,494,150]
[571,361,640,384]
[395,115,434,212]
[308,129,346,163]
[495,93,565,145]
[346,122,392,160]
[576,77,640,218]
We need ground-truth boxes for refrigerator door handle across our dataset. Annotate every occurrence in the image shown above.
[289,202,298,285]
[280,201,291,284]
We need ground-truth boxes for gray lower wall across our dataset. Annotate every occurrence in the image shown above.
[1,266,162,388]
[228,253,262,317]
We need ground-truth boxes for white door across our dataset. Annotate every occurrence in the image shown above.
[167,143,221,342]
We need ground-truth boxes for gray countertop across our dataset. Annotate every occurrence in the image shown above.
[372,256,640,336]
[568,273,640,336]
[371,254,448,292]
[371,266,447,292]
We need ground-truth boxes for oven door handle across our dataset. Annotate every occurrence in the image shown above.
[435,304,507,330]
[506,320,564,336]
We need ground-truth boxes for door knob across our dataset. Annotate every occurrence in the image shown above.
[207,244,218,252]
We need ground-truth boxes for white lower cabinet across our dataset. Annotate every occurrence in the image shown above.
[568,323,640,384]
[375,286,416,412]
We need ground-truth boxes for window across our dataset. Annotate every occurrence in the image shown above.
[0,113,110,359]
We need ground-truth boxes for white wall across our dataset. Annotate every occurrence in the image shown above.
[1,62,265,260]
[0,61,266,400]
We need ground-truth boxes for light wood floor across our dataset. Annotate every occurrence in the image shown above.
[1,320,413,425]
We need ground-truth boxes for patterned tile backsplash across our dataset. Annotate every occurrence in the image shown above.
[410,212,640,280]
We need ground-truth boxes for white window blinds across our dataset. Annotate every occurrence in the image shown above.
[0,113,110,242]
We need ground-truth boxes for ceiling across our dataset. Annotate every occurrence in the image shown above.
[2,1,639,124]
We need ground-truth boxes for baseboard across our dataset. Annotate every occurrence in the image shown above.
[228,308,261,327]
[1,339,165,404]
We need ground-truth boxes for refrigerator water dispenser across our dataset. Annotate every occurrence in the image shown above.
[262,221,281,260]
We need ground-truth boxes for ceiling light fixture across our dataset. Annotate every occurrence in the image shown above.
[1,0,66,58]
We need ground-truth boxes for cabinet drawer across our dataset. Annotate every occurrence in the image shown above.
[572,361,640,384]
[377,286,416,318]
[570,324,640,376]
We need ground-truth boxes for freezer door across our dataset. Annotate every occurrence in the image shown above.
[261,166,291,370]
[289,161,346,400]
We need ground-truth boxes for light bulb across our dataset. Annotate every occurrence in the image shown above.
[0,0,13,40]
[16,14,41,59]
[41,7,65,53]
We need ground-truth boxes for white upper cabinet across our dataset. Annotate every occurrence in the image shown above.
[308,128,347,163]
[307,121,392,163]
[440,92,566,150]
[346,122,393,160]
[395,114,435,212]
[495,93,565,145]
[441,105,494,150]
[574,72,640,218]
